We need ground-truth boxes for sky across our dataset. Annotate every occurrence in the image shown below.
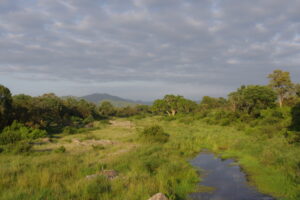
[0,0,300,101]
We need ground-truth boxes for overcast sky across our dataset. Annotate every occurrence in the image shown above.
[0,0,300,100]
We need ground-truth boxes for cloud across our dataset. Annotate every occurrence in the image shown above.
[0,0,299,100]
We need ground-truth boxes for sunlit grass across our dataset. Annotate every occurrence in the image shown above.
[0,117,299,199]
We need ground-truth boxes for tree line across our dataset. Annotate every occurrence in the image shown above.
[0,69,300,147]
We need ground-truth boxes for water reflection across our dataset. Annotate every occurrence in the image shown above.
[190,153,275,200]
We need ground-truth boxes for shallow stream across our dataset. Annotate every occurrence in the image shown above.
[189,152,275,200]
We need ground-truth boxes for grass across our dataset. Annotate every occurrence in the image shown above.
[0,117,299,199]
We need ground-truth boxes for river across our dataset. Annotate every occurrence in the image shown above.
[189,152,275,200]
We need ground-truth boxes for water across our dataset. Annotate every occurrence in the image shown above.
[189,152,275,200]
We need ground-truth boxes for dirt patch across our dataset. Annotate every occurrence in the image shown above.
[72,138,118,146]
[148,193,169,200]
[86,170,118,180]
[109,120,133,128]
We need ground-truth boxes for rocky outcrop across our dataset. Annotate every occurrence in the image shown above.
[148,193,169,200]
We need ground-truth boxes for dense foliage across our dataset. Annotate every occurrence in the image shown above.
[152,95,197,116]
[0,85,13,130]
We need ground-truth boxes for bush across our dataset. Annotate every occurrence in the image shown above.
[12,141,33,153]
[140,125,169,143]
[4,140,33,153]
[70,116,84,127]
[0,129,22,145]
[55,146,66,153]
[92,144,105,150]
[259,107,290,126]
[0,121,47,145]
[63,126,77,134]
[83,115,95,124]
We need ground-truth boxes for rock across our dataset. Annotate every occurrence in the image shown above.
[148,193,169,200]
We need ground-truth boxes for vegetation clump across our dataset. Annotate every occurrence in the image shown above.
[0,121,46,145]
[54,146,66,153]
[140,125,169,143]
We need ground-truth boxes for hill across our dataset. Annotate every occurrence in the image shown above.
[79,93,151,107]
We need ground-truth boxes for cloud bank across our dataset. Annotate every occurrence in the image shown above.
[0,0,300,100]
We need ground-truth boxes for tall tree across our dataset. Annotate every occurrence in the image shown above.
[294,83,300,98]
[291,102,300,132]
[152,95,196,116]
[268,70,293,107]
[0,85,12,129]
[228,85,277,114]
[200,96,227,110]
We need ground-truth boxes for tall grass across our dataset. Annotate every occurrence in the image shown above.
[0,117,299,199]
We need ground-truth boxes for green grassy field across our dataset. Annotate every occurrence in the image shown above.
[0,117,299,200]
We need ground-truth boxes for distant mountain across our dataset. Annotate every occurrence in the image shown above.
[79,93,152,107]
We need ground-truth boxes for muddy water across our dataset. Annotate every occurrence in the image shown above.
[189,152,275,200]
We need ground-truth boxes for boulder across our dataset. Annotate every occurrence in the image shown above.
[148,193,169,200]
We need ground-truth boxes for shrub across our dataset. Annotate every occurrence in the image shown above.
[12,141,33,153]
[140,125,169,143]
[0,129,22,145]
[92,144,105,150]
[83,115,95,124]
[4,140,33,153]
[55,146,66,153]
[70,116,84,127]
[0,121,47,145]
[63,126,77,134]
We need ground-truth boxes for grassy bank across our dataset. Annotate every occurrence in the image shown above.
[0,118,199,200]
[0,117,299,200]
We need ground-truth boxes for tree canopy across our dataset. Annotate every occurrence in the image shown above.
[152,95,197,116]
[229,85,277,114]
[0,85,12,130]
[268,70,293,107]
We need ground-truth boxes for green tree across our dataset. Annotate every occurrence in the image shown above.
[0,85,12,129]
[294,83,300,97]
[242,85,277,114]
[200,96,228,110]
[152,95,196,116]
[12,94,34,125]
[98,101,115,117]
[228,85,246,112]
[177,98,197,113]
[291,102,300,131]
[268,70,293,107]
[229,85,277,114]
